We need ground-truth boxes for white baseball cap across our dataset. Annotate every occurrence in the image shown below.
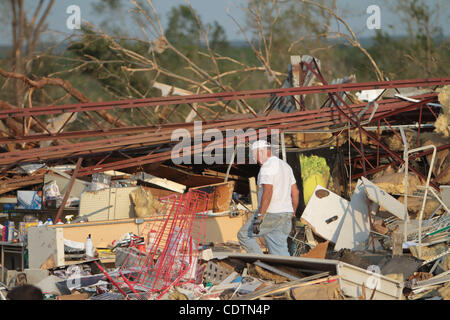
[250,140,271,151]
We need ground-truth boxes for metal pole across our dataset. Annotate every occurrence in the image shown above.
[429,188,450,213]
[93,261,129,299]
[224,145,237,183]
[281,131,287,161]
[400,127,409,241]
[55,157,83,223]
[403,145,437,258]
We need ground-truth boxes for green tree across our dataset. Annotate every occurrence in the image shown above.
[370,0,449,79]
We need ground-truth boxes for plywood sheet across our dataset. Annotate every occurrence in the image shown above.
[134,172,186,193]
[249,177,258,211]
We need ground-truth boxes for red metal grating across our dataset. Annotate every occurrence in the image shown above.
[114,190,210,299]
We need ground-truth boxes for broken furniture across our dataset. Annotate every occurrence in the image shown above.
[335,179,373,251]
[362,176,406,220]
[301,174,412,252]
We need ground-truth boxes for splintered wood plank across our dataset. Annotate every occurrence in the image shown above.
[232,272,332,300]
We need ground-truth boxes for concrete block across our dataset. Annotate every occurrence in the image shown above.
[27,226,64,269]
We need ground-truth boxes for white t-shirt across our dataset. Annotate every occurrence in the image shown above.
[257,156,297,213]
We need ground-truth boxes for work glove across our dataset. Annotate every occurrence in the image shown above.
[253,214,264,235]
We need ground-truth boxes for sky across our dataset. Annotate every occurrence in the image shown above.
[0,0,449,45]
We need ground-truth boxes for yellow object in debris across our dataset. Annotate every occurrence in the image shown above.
[303,174,328,205]
[97,248,114,254]
[300,154,332,205]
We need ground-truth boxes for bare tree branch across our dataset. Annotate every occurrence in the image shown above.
[298,0,384,81]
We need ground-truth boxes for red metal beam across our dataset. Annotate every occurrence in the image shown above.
[350,143,450,180]
[310,79,441,190]
[0,78,448,120]
[0,93,439,146]
[0,95,436,166]
[1,74,447,193]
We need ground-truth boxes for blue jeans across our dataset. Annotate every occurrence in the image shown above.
[238,212,292,256]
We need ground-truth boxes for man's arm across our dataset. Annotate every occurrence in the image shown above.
[291,183,299,216]
[258,184,273,216]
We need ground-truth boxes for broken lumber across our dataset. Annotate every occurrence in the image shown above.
[232,272,331,300]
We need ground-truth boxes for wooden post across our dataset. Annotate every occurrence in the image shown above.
[248,177,258,212]
[392,232,403,256]
[55,157,83,223]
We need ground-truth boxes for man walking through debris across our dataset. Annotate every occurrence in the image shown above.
[238,140,299,256]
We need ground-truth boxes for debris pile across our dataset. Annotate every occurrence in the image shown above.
[0,58,449,300]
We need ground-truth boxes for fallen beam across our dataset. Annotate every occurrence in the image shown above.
[0,78,447,120]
